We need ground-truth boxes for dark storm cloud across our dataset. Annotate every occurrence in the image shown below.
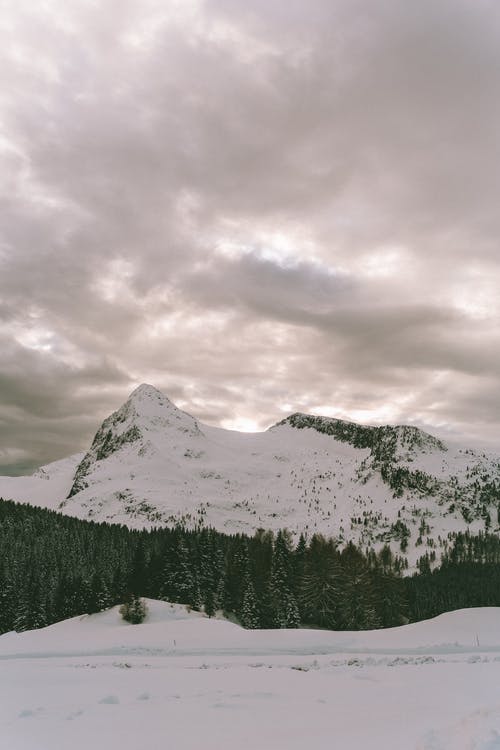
[1,0,500,473]
[0,333,131,471]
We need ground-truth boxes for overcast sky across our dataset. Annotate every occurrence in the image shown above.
[2,0,500,474]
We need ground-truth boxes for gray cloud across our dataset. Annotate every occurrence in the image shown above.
[1,0,500,473]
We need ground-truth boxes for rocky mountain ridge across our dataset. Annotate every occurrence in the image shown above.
[1,384,500,568]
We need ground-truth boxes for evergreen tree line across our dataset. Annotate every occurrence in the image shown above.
[1,499,499,634]
[407,530,500,622]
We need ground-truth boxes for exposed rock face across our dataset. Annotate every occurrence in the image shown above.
[68,384,203,497]
[276,413,447,460]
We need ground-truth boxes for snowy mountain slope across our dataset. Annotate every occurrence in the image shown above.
[2,603,500,750]
[0,453,84,510]
[1,383,500,565]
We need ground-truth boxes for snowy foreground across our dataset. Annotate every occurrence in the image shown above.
[1,602,500,750]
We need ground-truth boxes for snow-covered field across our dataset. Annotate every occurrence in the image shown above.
[1,601,500,750]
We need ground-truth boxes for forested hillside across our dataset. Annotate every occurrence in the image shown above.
[2,498,500,635]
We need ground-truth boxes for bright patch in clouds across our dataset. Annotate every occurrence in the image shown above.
[92,259,136,303]
[221,416,262,433]
[15,327,55,353]
[450,267,499,321]
[215,228,320,268]
[356,247,411,279]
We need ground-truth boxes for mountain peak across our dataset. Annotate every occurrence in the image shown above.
[67,384,202,498]
[125,383,175,417]
[129,383,167,401]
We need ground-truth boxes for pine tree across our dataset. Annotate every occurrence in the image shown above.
[223,538,250,616]
[341,543,381,630]
[293,534,307,596]
[129,540,148,596]
[87,572,112,614]
[120,594,148,624]
[13,592,32,632]
[373,546,408,627]
[281,590,300,628]
[204,588,216,618]
[161,536,196,604]
[300,535,342,628]
[240,576,260,629]
[270,530,300,628]
[0,565,15,634]
[249,529,275,627]
[214,555,226,612]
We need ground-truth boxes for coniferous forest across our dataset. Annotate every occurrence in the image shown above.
[1,497,500,634]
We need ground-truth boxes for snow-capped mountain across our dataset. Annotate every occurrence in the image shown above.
[1,383,500,565]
